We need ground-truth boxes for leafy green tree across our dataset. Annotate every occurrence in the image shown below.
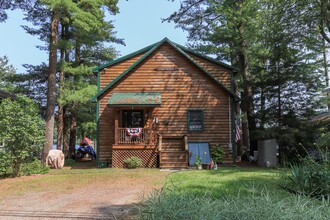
[18,0,121,159]
[10,63,49,114]
[166,0,325,163]
[250,0,324,162]
[0,55,16,92]
[0,96,45,177]
[0,0,27,22]
[165,0,264,155]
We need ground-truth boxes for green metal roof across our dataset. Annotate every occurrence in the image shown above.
[92,42,159,74]
[108,92,162,106]
[92,37,239,102]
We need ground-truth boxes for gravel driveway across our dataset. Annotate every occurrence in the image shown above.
[0,168,169,220]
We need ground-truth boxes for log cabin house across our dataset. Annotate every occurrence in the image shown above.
[92,38,239,169]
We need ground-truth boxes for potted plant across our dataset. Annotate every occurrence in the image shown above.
[194,156,202,170]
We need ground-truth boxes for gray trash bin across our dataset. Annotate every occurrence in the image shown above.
[257,139,277,168]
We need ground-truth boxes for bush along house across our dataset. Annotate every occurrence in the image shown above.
[92,38,239,169]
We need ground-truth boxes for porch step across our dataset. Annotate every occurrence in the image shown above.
[161,146,184,151]
[160,150,188,169]
[159,136,188,169]
[160,151,187,162]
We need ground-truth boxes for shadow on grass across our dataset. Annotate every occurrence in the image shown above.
[68,160,98,169]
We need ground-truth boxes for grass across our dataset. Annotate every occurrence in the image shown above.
[0,167,168,200]
[138,167,330,220]
[2,165,330,219]
[164,167,282,197]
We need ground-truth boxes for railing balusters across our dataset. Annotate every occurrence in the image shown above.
[117,127,157,145]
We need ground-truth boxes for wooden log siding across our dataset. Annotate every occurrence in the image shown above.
[99,52,146,91]
[186,52,231,88]
[98,43,233,163]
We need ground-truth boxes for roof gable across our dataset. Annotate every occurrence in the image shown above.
[92,38,238,101]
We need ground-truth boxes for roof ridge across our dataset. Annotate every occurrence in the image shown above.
[92,41,160,73]
[92,38,238,101]
[92,38,167,101]
[171,41,239,72]
[166,40,237,98]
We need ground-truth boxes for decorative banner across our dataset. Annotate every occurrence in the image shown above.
[126,128,142,136]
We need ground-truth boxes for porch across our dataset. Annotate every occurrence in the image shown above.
[112,127,189,169]
[114,127,158,146]
[107,92,188,169]
[112,127,159,168]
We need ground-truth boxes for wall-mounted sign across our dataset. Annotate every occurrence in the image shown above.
[154,67,179,71]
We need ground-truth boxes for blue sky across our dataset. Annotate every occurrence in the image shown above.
[0,0,188,73]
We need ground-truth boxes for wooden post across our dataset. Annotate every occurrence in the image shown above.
[184,135,188,151]
[114,108,119,145]
[158,135,162,151]
[149,118,153,145]
[184,135,188,164]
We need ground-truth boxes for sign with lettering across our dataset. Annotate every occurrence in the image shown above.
[154,67,179,71]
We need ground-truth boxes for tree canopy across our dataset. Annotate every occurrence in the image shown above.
[0,95,45,177]
[166,0,328,162]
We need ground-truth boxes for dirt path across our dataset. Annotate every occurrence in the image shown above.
[0,169,170,220]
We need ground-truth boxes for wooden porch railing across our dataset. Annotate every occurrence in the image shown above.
[116,127,157,145]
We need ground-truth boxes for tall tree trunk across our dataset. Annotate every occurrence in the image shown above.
[323,40,330,112]
[237,0,256,154]
[238,38,253,154]
[320,0,330,44]
[56,26,65,150]
[56,77,63,150]
[234,81,243,156]
[323,40,329,87]
[69,113,77,158]
[43,9,59,161]
[277,65,283,164]
[63,106,70,157]
[68,42,81,158]
[260,88,266,129]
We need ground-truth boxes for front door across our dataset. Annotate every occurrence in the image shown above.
[122,110,144,128]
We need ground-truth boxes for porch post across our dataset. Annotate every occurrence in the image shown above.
[158,135,162,151]
[184,135,188,164]
[149,116,153,145]
[114,108,119,144]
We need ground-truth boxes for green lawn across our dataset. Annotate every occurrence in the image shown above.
[2,166,330,219]
[164,167,282,197]
[138,167,330,220]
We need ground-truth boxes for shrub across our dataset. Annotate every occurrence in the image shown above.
[0,96,45,177]
[0,150,11,176]
[281,150,330,199]
[212,144,224,164]
[138,184,330,220]
[124,156,142,169]
[21,160,50,176]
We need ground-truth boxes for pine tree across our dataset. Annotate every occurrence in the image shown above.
[17,0,121,159]
[166,0,326,162]
[165,0,262,154]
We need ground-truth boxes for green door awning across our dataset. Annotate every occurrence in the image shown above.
[108,92,162,106]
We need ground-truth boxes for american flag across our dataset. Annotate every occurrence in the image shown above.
[235,122,241,142]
